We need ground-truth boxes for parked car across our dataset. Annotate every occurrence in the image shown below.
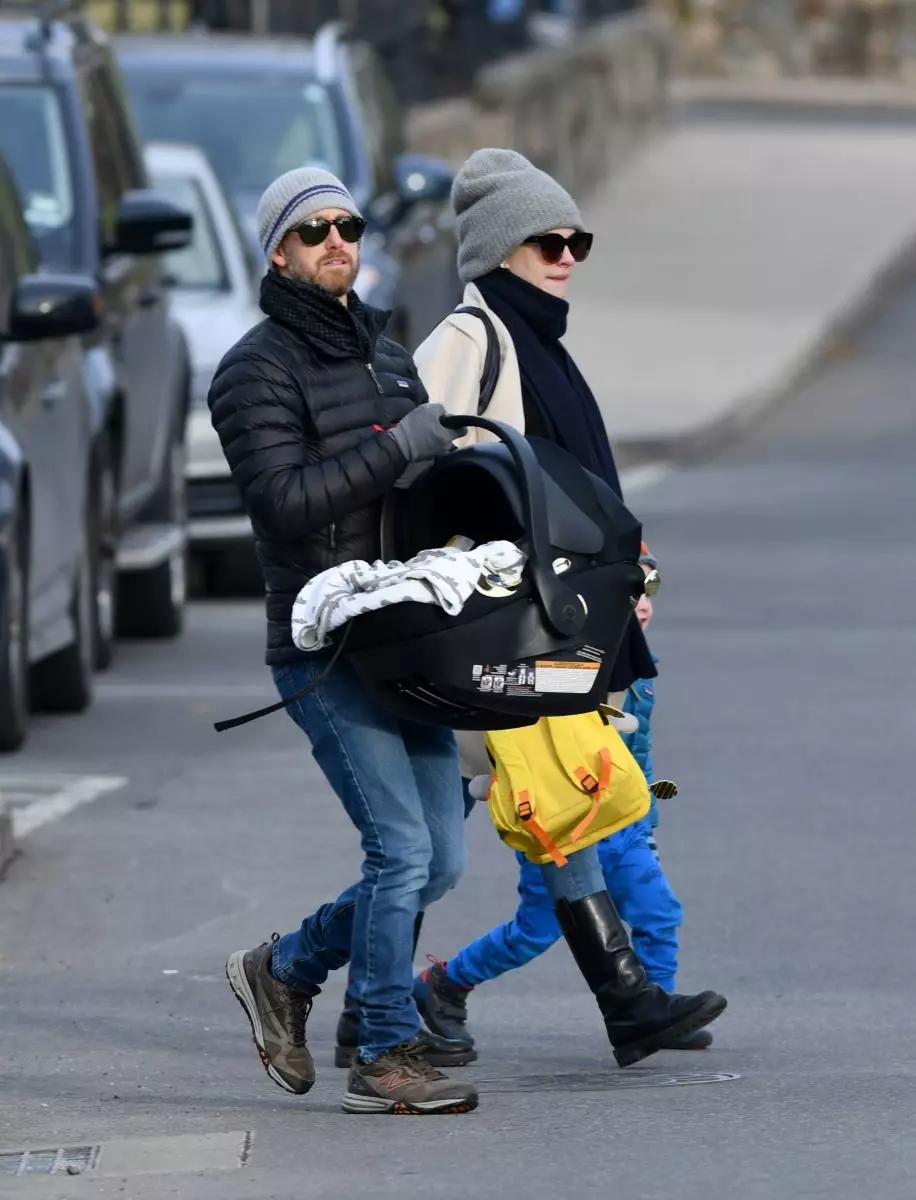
[115,22,461,350]
[143,140,261,572]
[0,149,104,751]
[0,1,194,666]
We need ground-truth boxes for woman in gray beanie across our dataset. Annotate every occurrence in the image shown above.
[411,148,726,1068]
[416,147,650,685]
[417,148,654,701]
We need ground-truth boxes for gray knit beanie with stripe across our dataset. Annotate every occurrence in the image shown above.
[451,148,585,283]
[256,166,362,261]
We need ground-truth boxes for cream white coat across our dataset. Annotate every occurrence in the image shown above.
[413,282,529,779]
[413,282,525,449]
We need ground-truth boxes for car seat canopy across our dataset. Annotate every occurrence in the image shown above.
[383,437,641,566]
[346,419,648,730]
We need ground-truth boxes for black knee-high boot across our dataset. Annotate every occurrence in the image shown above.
[554,891,727,1068]
[334,911,472,1067]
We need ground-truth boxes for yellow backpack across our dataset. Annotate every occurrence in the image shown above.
[484,710,651,866]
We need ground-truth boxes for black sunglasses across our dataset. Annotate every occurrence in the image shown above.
[293,215,366,246]
[523,230,594,265]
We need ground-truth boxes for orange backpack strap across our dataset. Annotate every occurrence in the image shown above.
[514,789,568,867]
[566,747,612,843]
[571,748,611,796]
[597,747,612,792]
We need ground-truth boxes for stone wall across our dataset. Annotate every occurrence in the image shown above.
[406,10,672,199]
[666,0,916,83]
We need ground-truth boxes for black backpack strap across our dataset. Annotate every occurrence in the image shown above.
[455,305,500,415]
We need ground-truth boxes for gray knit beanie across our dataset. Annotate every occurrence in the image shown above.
[452,148,585,283]
[256,166,362,261]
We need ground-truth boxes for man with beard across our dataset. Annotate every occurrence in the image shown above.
[208,168,476,1115]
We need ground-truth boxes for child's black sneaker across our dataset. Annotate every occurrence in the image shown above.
[413,957,475,1046]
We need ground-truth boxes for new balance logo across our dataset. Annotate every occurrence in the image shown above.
[375,1068,413,1092]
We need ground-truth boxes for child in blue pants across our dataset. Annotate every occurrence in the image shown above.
[414,554,712,1051]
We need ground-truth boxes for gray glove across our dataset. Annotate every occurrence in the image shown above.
[387,403,467,463]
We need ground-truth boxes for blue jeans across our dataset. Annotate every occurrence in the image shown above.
[539,842,606,904]
[270,659,467,1060]
[448,822,682,990]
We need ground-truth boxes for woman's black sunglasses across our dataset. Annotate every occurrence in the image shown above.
[524,230,594,265]
[294,215,367,247]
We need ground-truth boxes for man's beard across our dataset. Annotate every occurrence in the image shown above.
[289,252,359,298]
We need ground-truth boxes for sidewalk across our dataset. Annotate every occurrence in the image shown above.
[564,91,916,458]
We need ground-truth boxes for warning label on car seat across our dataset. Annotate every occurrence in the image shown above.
[471,647,604,697]
[534,659,600,694]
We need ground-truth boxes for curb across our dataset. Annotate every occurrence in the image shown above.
[612,227,916,472]
[0,798,15,882]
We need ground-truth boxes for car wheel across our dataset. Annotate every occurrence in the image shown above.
[91,437,118,671]
[0,504,30,753]
[117,439,187,639]
[31,518,93,714]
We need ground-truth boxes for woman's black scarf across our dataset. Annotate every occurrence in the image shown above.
[476,268,622,493]
[476,268,656,688]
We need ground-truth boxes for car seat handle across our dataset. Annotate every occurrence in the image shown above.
[440,413,586,639]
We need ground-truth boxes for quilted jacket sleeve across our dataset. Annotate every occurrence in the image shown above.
[208,345,408,544]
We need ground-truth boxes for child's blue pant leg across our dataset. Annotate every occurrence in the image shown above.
[447,854,563,986]
[600,825,682,992]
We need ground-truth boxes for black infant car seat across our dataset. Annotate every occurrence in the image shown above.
[338,415,647,731]
[214,415,647,735]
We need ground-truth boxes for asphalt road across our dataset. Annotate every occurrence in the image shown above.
[2,270,915,1199]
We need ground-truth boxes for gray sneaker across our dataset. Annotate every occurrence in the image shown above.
[226,939,317,1095]
[342,1039,479,1115]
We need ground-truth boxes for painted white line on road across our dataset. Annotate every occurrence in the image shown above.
[620,462,672,494]
[10,776,127,838]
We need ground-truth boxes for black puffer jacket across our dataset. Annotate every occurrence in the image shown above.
[208,270,425,665]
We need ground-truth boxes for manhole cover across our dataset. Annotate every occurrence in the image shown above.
[478,1069,740,1093]
[0,1146,100,1178]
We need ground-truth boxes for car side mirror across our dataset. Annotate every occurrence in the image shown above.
[8,273,101,342]
[394,154,454,207]
[107,189,193,257]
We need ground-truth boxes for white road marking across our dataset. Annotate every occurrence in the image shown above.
[8,775,127,839]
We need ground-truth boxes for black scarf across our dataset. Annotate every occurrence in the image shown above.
[476,268,656,689]
[476,268,622,495]
[259,269,387,360]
